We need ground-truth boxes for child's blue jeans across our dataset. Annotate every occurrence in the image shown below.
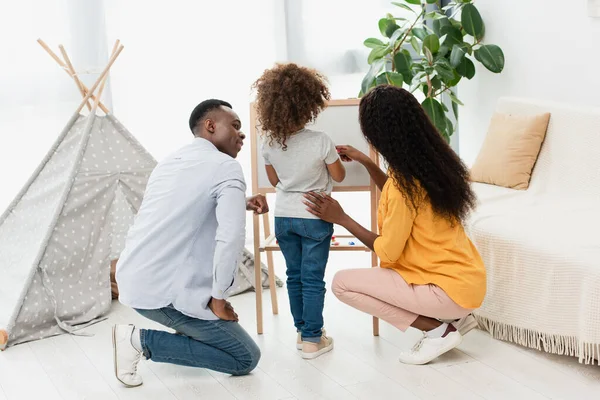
[275,217,333,343]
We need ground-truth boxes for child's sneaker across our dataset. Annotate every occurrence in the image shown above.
[301,334,334,359]
[297,328,327,350]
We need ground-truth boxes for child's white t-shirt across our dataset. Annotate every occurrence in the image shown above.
[262,128,340,219]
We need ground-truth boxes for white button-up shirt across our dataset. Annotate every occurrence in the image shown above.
[116,138,246,320]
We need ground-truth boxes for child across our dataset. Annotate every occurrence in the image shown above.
[253,63,345,359]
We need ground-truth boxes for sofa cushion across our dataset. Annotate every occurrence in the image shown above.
[471,112,551,190]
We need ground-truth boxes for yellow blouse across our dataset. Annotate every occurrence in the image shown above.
[373,179,486,309]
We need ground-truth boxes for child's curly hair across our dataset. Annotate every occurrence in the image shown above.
[252,63,330,150]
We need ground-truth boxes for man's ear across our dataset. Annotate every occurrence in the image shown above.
[204,118,216,134]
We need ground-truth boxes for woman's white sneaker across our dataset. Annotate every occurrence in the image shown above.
[398,331,463,365]
[112,324,143,387]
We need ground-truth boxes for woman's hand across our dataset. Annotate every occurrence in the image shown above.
[304,192,348,225]
[336,145,369,164]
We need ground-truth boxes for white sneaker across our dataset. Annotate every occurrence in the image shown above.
[301,335,334,359]
[398,331,462,365]
[112,324,143,387]
[453,314,478,336]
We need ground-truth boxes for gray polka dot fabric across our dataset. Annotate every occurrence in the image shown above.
[0,114,155,348]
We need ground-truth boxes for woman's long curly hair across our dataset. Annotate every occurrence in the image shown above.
[252,63,330,149]
[359,85,476,223]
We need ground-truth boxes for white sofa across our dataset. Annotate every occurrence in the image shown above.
[465,97,600,365]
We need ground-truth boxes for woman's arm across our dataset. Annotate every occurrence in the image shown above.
[336,145,387,191]
[360,157,388,192]
[338,213,378,251]
[303,192,378,251]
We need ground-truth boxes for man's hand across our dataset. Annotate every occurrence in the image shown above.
[246,194,269,215]
[208,298,239,321]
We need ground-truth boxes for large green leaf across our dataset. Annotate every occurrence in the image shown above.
[450,45,466,67]
[432,17,451,37]
[388,71,405,87]
[387,28,405,49]
[445,116,454,139]
[410,35,420,53]
[452,97,459,119]
[461,4,484,39]
[423,34,440,54]
[448,91,464,105]
[456,56,475,79]
[394,50,414,84]
[385,23,401,38]
[422,98,447,133]
[361,58,385,95]
[400,0,421,4]
[412,27,428,41]
[474,44,505,73]
[378,18,393,36]
[440,26,463,48]
[434,58,455,80]
[364,38,385,49]
[445,69,463,86]
[437,45,449,57]
[368,46,390,64]
[425,11,447,21]
[426,0,439,3]
[392,2,418,13]
[431,76,442,91]
[376,73,389,86]
[423,47,434,64]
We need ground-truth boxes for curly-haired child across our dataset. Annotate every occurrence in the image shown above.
[252,63,345,359]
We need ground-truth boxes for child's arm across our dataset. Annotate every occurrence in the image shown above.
[265,165,280,187]
[323,134,346,182]
[326,159,346,183]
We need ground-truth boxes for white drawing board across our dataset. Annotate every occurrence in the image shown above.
[252,99,373,192]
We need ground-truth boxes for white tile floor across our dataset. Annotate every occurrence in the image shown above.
[1,251,599,399]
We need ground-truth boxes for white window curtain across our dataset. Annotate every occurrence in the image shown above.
[0,0,85,211]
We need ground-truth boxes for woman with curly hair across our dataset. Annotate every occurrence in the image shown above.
[253,63,346,359]
[304,85,486,365]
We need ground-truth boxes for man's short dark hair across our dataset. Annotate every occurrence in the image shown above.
[188,99,233,133]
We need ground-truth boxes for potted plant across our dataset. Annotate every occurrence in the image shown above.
[361,0,505,142]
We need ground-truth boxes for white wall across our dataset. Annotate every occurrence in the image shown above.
[458,0,600,165]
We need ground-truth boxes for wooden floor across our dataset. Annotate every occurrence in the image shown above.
[1,252,599,399]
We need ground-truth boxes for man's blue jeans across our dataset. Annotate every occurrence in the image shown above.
[135,305,261,375]
[275,217,333,343]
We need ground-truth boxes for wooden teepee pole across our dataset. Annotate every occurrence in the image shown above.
[37,39,111,114]
[74,44,123,115]
[58,45,92,111]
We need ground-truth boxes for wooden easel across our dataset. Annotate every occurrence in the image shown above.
[249,99,381,336]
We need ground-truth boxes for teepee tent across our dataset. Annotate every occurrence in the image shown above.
[0,40,281,350]
[0,40,157,350]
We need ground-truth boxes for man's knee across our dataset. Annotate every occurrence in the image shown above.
[232,343,261,376]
